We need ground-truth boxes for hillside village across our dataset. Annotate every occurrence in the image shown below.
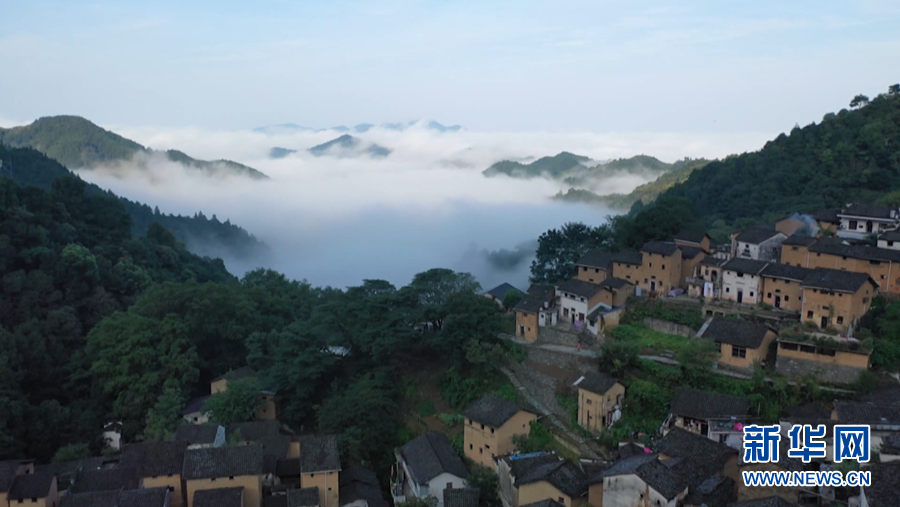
[3,204,900,507]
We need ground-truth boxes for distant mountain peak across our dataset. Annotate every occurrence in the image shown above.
[308,134,391,159]
[254,120,463,134]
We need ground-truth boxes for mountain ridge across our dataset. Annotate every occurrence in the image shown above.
[308,134,392,158]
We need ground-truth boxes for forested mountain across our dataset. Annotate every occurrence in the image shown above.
[483,152,592,178]
[657,87,900,224]
[0,116,268,180]
[0,145,269,262]
[308,134,392,158]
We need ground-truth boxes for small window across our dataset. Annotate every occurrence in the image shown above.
[784,296,789,302]
[485,444,490,449]
[479,448,483,454]
[726,287,730,293]
[750,292,754,297]
[837,316,844,325]
[490,427,495,434]
[649,263,652,268]
[594,268,599,273]
[480,424,484,430]
[807,311,814,318]
[558,498,564,504]
[310,474,315,478]
[662,264,666,270]
[737,272,743,278]
[586,399,592,405]
[767,293,772,298]
[229,476,235,480]
[864,297,870,303]
[469,444,473,450]
[447,483,453,489]
[211,478,217,482]
[791,246,798,251]
[732,346,747,358]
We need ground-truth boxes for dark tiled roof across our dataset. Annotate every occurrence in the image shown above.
[727,496,800,507]
[801,268,873,293]
[861,384,900,406]
[735,228,783,244]
[340,466,378,487]
[785,403,831,420]
[515,285,555,314]
[611,251,643,266]
[0,460,26,492]
[228,420,282,442]
[833,400,900,425]
[700,318,771,349]
[575,371,619,395]
[675,230,708,246]
[182,395,210,416]
[526,284,555,298]
[443,487,480,507]
[194,487,244,507]
[599,453,657,482]
[8,471,55,499]
[813,209,839,223]
[276,458,301,477]
[808,237,900,262]
[839,203,896,219]
[519,501,566,507]
[182,444,265,480]
[265,494,289,507]
[782,234,817,247]
[641,241,679,256]
[655,428,737,488]
[516,460,587,498]
[121,440,187,478]
[670,388,749,419]
[721,258,768,275]
[70,466,139,494]
[175,424,220,445]
[118,487,171,507]
[483,283,523,300]
[682,475,734,507]
[863,460,900,507]
[760,263,812,281]
[880,433,900,455]
[299,434,341,472]
[678,245,704,260]
[504,453,561,480]
[340,466,385,507]
[400,432,468,484]
[212,366,257,382]
[39,457,107,491]
[599,277,630,290]
[463,395,527,428]
[700,256,727,267]
[575,250,616,269]
[287,487,321,507]
[557,279,603,299]
[59,490,120,507]
[634,459,686,500]
[615,443,648,460]
[879,230,900,242]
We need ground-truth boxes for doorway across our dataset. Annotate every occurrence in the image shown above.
[650,281,656,292]
[820,316,828,329]
[775,295,781,308]
[737,290,743,303]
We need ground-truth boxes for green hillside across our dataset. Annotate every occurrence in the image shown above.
[0,116,268,180]
[597,158,711,209]
[656,86,900,224]
[0,144,269,262]
[483,151,592,178]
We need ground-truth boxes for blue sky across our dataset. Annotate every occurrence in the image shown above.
[2,0,898,133]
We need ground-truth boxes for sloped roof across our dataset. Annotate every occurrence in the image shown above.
[175,424,220,445]
[813,209,840,223]
[515,285,555,314]
[503,453,561,480]
[59,490,120,507]
[212,366,257,382]
[682,475,735,507]
[833,401,900,425]
[575,371,619,395]
[519,501,566,507]
[678,245,704,260]
[118,487,171,507]
[194,487,244,507]
[275,458,301,477]
[287,487,321,507]
[839,203,896,219]
[557,279,603,299]
[674,230,709,246]
[801,268,874,293]
[182,395,210,416]
[400,432,468,484]
[782,235,817,247]
[879,230,900,242]
[670,388,749,419]
[634,459,686,500]
[860,384,900,406]
[611,251,643,266]
[700,256,727,267]
[443,488,480,507]
[880,433,900,455]
[721,258,768,275]
[655,428,738,489]
[808,237,900,263]
[598,453,657,481]
[516,460,587,498]
[760,263,812,282]
[463,394,528,428]
[641,241,679,256]
[700,318,772,349]
[70,466,139,494]
[785,403,831,420]
[599,277,631,290]
[339,466,385,507]
[735,228,783,244]
[0,460,27,493]
[727,495,800,507]
[299,434,341,473]
[863,460,900,507]
[182,444,265,480]
[121,440,188,478]
[575,250,616,269]
[8,471,55,500]
[483,283,523,300]
[228,420,282,442]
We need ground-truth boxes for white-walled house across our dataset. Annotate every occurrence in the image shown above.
[731,228,787,262]
[877,230,900,251]
[837,204,900,240]
[721,258,769,305]
[556,279,606,326]
[597,454,687,507]
[392,432,469,507]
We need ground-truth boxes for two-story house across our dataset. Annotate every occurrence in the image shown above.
[594,278,633,309]
[779,235,817,267]
[495,453,561,507]
[721,258,768,304]
[573,372,624,434]
[877,230,900,251]
[6,471,58,507]
[514,285,557,342]
[298,435,342,507]
[595,453,686,507]
[655,427,740,496]
[462,395,537,468]
[698,318,777,370]
[637,242,683,294]
[122,440,189,507]
[609,252,643,285]
[814,209,840,236]
[515,460,587,507]
[661,388,751,450]
[800,268,877,333]
[574,251,616,284]
[183,444,265,507]
[674,230,712,253]
[392,432,468,507]
[0,460,34,507]
[805,237,900,295]
[556,280,606,326]
[731,228,787,262]
[61,488,171,507]
[759,263,811,311]
[836,203,900,239]
[832,401,900,454]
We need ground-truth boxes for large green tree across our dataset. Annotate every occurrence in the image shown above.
[529,222,614,283]
[204,377,265,425]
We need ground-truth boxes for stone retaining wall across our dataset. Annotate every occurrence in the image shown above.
[642,317,695,337]
[526,346,597,373]
[775,356,864,385]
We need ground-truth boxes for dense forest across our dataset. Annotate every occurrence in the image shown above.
[0,164,513,482]
[0,115,268,180]
[0,145,268,262]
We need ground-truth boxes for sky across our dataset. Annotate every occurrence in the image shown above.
[2,0,899,133]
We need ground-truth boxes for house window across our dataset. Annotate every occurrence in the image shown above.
[229,476,235,480]
[479,448,483,454]
[649,262,652,268]
[864,297,870,303]
[662,264,666,270]
[837,316,844,325]
[469,444,473,450]
[558,498,564,504]
[447,483,453,489]
[750,292,754,297]
[586,399,592,405]
[582,267,587,272]
[485,444,490,449]
[490,428,494,434]
[726,287,730,293]
[791,247,798,251]
[849,220,858,229]
[767,293,772,298]
[480,424,484,430]
[737,272,743,278]
[594,268,599,273]
[732,346,747,358]
[211,478,217,482]
[784,296,789,301]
